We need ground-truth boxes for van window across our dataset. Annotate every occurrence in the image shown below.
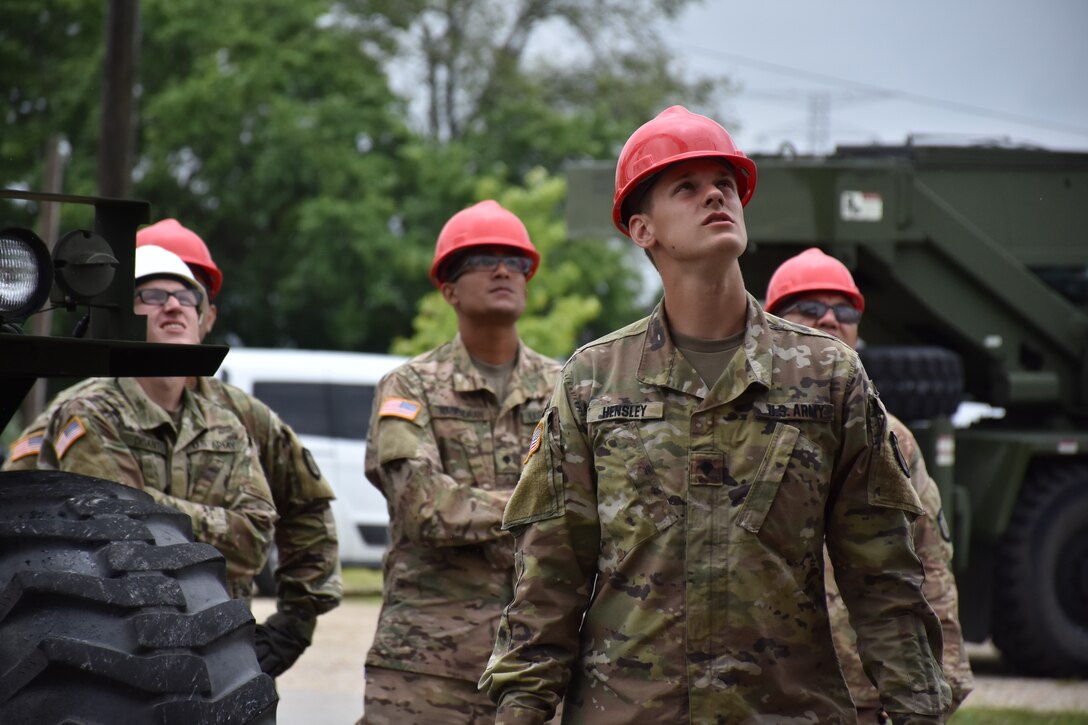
[252,382,376,440]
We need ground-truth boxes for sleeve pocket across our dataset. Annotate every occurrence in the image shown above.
[376,417,423,465]
[738,423,799,534]
[503,409,563,529]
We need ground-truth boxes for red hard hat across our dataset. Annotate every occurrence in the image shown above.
[428,200,540,287]
[136,218,223,298]
[612,105,758,236]
[764,247,865,314]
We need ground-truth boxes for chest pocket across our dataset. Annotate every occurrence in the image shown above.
[737,422,830,563]
[186,437,245,504]
[431,405,494,488]
[589,403,679,570]
[121,432,169,494]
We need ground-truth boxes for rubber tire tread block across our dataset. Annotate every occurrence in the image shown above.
[991,459,1088,676]
[0,473,276,724]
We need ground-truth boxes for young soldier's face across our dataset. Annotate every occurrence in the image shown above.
[441,245,529,324]
[630,159,747,263]
[134,278,204,346]
[778,291,861,349]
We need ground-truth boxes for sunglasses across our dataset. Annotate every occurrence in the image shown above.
[449,254,533,282]
[780,300,862,324]
[134,287,204,308]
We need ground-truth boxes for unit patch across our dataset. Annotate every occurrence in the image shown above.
[754,401,835,422]
[8,430,44,461]
[378,397,422,421]
[54,417,87,459]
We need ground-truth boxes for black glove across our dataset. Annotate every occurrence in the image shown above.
[254,610,316,677]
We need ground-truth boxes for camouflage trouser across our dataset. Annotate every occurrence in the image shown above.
[360,666,496,725]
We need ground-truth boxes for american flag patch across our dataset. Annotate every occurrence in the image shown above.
[523,418,545,464]
[378,397,422,421]
[54,417,87,459]
[8,430,44,461]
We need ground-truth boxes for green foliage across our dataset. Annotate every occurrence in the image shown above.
[1,0,714,354]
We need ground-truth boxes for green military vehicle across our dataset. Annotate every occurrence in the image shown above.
[567,142,1088,677]
[0,190,276,723]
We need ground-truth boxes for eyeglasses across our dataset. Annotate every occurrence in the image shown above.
[780,300,862,324]
[449,254,533,282]
[134,287,204,308]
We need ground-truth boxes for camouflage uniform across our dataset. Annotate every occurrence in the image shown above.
[196,377,342,617]
[482,298,951,724]
[35,376,277,600]
[7,377,342,615]
[363,335,558,718]
[826,414,973,719]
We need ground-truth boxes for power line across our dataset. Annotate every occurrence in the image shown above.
[678,44,1088,139]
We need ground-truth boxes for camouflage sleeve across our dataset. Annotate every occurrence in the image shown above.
[36,401,144,487]
[481,373,600,723]
[364,369,509,547]
[899,425,974,711]
[824,367,951,718]
[213,384,342,617]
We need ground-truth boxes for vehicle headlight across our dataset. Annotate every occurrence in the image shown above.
[0,227,53,325]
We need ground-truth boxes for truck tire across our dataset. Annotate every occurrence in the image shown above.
[0,471,278,724]
[991,459,1088,676]
[858,345,963,421]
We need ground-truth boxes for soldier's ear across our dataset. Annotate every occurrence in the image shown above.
[628,214,655,252]
[199,304,218,340]
[440,282,459,307]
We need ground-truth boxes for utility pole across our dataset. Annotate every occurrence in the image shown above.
[98,0,140,199]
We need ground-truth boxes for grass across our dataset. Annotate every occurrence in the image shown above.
[342,565,383,597]
[951,710,1088,724]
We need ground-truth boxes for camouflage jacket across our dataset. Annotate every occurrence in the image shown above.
[196,377,343,617]
[826,413,974,713]
[364,335,559,682]
[35,377,277,600]
[482,298,951,724]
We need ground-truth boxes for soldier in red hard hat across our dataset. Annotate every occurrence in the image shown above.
[482,106,951,723]
[766,248,975,720]
[361,200,559,724]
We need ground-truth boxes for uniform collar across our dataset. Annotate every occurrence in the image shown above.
[448,333,545,412]
[637,294,773,405]
[117,376,207,442]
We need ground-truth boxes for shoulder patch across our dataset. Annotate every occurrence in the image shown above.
[378,397,422,421]
[8,430,45,462]
[54,417,87,459]
[523,418,545,464]
[302,447,322,479]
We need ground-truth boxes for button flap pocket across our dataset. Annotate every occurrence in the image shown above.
[737,423,800,534]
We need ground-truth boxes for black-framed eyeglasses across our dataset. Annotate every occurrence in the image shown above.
[449,254,533,282]
[780,300,862,324]
[134,287,204,308]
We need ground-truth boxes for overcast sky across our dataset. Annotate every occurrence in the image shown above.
[661,0,1088,154]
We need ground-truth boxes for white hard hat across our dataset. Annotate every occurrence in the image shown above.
[134,244,202,290]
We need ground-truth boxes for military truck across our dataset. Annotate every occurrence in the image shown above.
[0,190,277,723]
[567,143,1088,677]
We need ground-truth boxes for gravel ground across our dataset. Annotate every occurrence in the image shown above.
[254,597,1088,723]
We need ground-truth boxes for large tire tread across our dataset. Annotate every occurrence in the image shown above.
[991,459,1088,676]
[0,473,276,724]
[859,345,964,421]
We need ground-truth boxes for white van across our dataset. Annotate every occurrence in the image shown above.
[215,348,406,567]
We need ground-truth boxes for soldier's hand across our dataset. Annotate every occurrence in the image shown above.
[254,609,316,677]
